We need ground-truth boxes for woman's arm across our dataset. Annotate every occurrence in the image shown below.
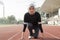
[38,13,43,33]
[23,13,28,32]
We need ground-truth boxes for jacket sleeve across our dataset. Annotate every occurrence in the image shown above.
[23,14,27,32]
[38,13,43,33]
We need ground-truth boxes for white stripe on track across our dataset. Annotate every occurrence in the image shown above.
[8,28,23,40]
[45,32,60,39]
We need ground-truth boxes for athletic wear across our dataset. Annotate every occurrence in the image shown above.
[28,23,39,37]
[23,12,43,33]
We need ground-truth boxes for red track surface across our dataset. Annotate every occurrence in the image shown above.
[0,24,60,40]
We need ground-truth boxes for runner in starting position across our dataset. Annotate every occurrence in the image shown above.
[23,4,43,39]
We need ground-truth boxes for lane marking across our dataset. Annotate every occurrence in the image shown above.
[8,31,22,40]
[8,28,23,40]
[45,32,60,39]
[8,31,60,40]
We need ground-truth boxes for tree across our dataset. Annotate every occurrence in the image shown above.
[0,18,7,24]
[17,20,23,24]
[7,15,17,24]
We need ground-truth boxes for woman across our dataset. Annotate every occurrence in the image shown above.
[23,4,43,39]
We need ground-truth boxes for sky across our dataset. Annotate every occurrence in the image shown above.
[0,0,45,20]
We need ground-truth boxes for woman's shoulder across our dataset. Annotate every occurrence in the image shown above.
[35,12,40,15]
[25,12,29,16]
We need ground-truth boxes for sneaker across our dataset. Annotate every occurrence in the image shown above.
[28,36,32,39]
[34,37,38,39]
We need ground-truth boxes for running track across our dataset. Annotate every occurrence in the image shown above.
[0,24,60,40]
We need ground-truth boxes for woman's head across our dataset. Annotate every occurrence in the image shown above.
[28,4,35,15]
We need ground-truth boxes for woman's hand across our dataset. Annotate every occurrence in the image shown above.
[20,32,24,40]
[41,33,45,38]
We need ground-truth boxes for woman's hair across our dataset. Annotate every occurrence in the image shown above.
[29,3,35,9]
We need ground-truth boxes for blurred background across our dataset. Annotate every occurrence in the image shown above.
[0,0,60,25]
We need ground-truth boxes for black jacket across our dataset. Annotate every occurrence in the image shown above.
[23,12,43,33]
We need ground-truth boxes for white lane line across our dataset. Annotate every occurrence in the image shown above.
[8,31,22,40]
[8,28,23,40]
[45,32,60,39]
[8,24,28,40]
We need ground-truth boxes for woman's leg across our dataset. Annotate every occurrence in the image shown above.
[33,26,39,38]
[28,23,33,36]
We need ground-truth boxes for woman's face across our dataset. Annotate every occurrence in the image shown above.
[29,6,35,15]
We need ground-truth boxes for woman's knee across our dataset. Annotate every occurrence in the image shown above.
[28,23,33,29]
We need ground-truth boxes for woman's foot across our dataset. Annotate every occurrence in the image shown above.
[28,36,32,39]
[34,37,38,39]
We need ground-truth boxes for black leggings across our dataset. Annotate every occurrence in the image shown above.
[28,23,39,37]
